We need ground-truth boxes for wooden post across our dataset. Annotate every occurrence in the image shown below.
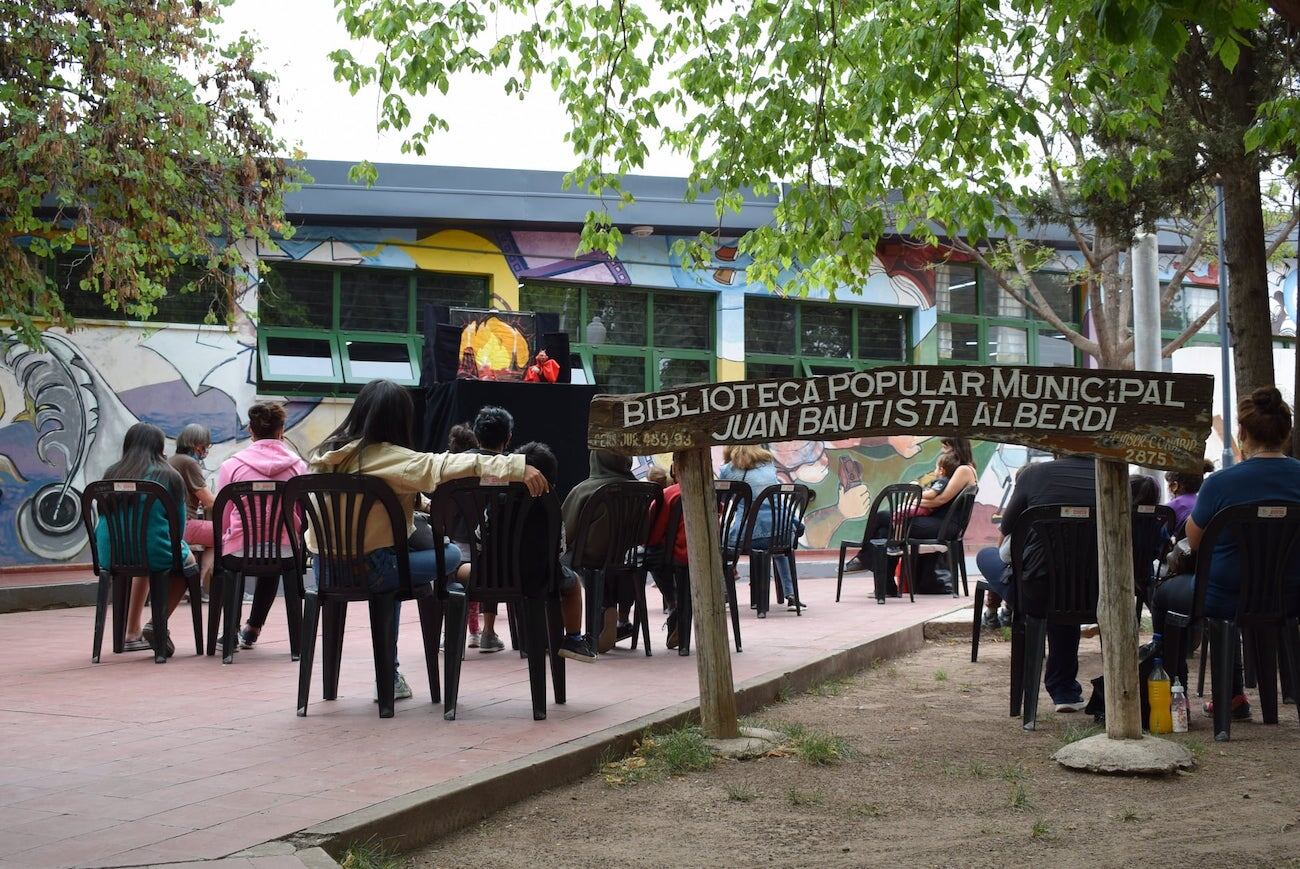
[1094,458,1142,739]
[674,446,740,739]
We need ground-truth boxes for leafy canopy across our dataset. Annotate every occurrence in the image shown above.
[1,0,301,346]
[332,0,1185,295]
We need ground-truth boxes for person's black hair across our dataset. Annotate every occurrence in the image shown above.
[514,441,558,486]
[1164,460,1213,495]
[315,378,414,457]
[1129,474,1160,506]
[175,423,211,456]
[104,422,184,492]
[473,405,514,451]
[447,423,479,454]
[1238,385,1292,449]
[941,436,975,468]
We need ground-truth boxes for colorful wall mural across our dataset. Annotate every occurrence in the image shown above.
[2,223,1294,570]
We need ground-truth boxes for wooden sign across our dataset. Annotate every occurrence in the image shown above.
[588,365,1214,472]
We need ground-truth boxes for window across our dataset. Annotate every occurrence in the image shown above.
[743,297,908,377]
[48,253,229,325]
[258,263,488,393]
[937,265,1080,366]
[1159,281,1219,346]
[520,283,715,392]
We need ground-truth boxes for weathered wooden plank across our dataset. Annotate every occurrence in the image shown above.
[588,365,1213,472]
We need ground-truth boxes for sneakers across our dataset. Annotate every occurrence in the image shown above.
[375,671,414,702]
[238,626,259,649]
[981,608,1000,629]
[843,556,867,572]
[478,631,505,653]
[140,623,175,658]
[558,634,598,663]
[665,610,680,650]
[468,632,481,649]
[998,606,1013,627]
[787,598,808,612]
[1054,699,1087,713]
[1203,694,1252,720]
[616,621,636,642]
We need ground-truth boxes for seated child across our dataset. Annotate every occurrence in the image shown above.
[916,452,962,516]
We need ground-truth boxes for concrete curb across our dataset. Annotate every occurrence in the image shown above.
[0,580,97,614]
[287,614,939,861]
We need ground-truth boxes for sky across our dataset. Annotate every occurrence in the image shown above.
[217,0,693,176]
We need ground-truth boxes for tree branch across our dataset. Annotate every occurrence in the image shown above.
[1266,209,1300,260]
[1161,301,1219,357]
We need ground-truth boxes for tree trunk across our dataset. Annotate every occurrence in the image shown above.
[1222,164,1275,398]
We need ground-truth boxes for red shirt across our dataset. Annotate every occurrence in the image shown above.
[646,483,689,564]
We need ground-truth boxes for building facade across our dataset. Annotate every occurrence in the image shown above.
[2,161,1296,568]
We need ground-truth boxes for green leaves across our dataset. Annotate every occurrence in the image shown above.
[2,0,300,347]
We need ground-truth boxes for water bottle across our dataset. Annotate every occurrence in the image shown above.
[1171,678,1189,733]
[1148,658,1173,734]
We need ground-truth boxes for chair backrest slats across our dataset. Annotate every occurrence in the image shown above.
[1191,501,1300,626]
[1010,504,1099,624]
[865,483,923,547]
[212,480,298,573]
[427,479,561,599]
[745,484,811,555]
[283,474,411,598]
[568,481,662,571]
[934,485,978,542]
[80,479,183,575]
[715,481,753,572]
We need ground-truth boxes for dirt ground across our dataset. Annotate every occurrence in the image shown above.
[409,636,1300,869]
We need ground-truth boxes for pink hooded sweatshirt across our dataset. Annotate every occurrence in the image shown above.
[216,439,308,555]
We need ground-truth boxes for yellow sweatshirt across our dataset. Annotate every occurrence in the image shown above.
[306,439,526,554]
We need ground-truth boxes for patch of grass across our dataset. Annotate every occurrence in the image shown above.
[1030,819,1052,839]
[850,802,883,818]
[959,682,976,694]
[1117,808,1141,823]
[810,676,851,697]
[999,763,1026,782]
[1178,736,1207,759]
[1059,721,1103,746]
[967,760,989,778]
[795,730,853,766]
[933,669,949,682]
[340,842,403,869]
[600,725,714,785]
[999,626,1012,642]
[786,787,824,807]
[725,784,759,803]
[1009,783,1033,810]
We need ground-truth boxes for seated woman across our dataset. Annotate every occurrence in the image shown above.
[308,379,548,701]
[645,462,687,640]
[169,424,216,595]
[215,401,308,650]
[1150,386,1300,721]
[96,423,201,654]
[562,449,639,649]
[719,445,804,611]
[846,436,978,594]
[1165,460,1214,531]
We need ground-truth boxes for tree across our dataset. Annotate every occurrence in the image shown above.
[1,0,300,347]
[328,0,1272,745]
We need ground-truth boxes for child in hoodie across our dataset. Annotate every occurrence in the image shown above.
[216,402,309,650]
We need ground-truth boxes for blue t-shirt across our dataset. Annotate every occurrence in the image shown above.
[1189,456,1300,618]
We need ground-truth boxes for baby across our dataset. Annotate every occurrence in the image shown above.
[916,451,961,516]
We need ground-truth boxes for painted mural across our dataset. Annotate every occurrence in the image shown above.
[2,223,1294,570]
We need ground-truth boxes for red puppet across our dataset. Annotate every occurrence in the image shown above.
[524,350,560,383]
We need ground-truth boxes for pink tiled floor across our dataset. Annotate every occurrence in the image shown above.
[0,564,962,868]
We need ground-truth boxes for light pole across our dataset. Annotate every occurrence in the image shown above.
[1215,183,1234,468]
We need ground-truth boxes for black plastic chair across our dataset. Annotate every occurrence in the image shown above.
[1007,504,1099,730]
[743,483,812,617]
[836,483,922,605]
[970,501,1170,665]
[208,480,304,664]
[714,480,750,652]
[568,481,662,655]
[1132,504,1177,621]
[428,479,565,721]
[905,485,978,599]
[286,473,442,720]
[1163,501,1300,742]
[82,479,203,664]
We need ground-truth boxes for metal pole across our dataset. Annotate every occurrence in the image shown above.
[1216,183,1234,468]
[1133,232,1162,373]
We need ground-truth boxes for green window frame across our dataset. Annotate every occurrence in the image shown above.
[519,283,716,393]
[257,263,488,393]
[937,265,1082,367]
[36,252,231,326]
[1156,280,1220,349]
[743,297,910,378]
